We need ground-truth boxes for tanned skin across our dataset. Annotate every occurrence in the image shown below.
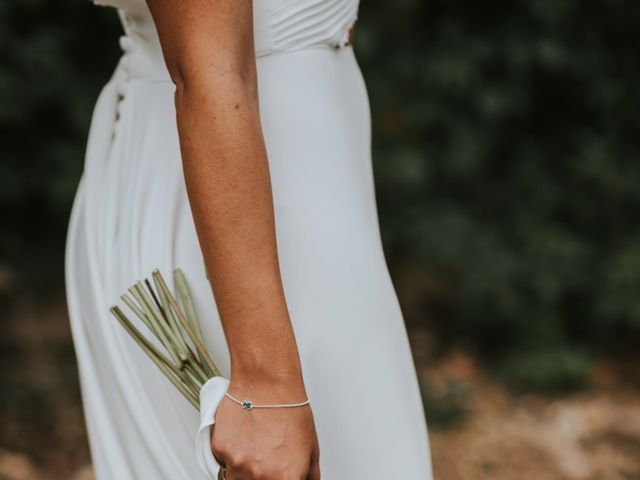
[145,1,321,479]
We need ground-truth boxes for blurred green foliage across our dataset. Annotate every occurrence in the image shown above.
[0,1,119,289]
[2,0,640,391]
[497,347,591,392]
[354,0,640,388]
[419,377,468,429]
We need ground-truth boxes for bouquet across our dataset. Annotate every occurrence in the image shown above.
[109,268,228,478]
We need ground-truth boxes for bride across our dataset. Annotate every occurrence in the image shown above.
[65,0,433,478]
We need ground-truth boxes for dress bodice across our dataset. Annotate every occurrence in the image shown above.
[93,0,360,58]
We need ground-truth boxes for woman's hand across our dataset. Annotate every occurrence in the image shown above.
[211,376,321,480]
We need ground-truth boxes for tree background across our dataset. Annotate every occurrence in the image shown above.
[1,0,640,478]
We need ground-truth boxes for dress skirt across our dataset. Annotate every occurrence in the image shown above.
[65,41,433,479]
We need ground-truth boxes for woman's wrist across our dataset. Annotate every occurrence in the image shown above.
[231,362,305,386]
[229,360,308,402]
[227,321,304,382]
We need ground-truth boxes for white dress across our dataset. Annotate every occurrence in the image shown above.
[65,0,433,478]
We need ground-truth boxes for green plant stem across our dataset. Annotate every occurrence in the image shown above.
[172,269,211,369]
[174,268,205,340]
[129,283,183,366]
[120,293,153,332]
[155,271,221,377]
[110,306,200,408]
[152,271,192,361]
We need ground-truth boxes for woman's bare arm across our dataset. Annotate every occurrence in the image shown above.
[145,1,320,478]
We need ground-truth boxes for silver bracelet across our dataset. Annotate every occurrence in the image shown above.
[224,392,310,411]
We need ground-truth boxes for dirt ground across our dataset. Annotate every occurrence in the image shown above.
[423,350,640,480]
[1,293,639,480]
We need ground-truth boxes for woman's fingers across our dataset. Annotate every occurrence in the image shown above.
[211,422,226,468]
[211,448,226,469]
[222,468,243,480]
[212,439,319,480]
[217,455,318,480]
[221,467,245,480]
[308,462,321,480]
[308,447,321,480]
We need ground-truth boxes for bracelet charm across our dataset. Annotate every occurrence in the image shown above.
[225,392,310,411]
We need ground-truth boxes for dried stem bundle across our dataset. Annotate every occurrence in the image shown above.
[110,268,221,409]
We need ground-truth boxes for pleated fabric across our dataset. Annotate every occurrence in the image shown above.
[65,1,433,478]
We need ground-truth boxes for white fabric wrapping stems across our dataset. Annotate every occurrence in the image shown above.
[195,376,231,479]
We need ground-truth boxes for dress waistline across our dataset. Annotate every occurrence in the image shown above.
[116,9,357,84]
